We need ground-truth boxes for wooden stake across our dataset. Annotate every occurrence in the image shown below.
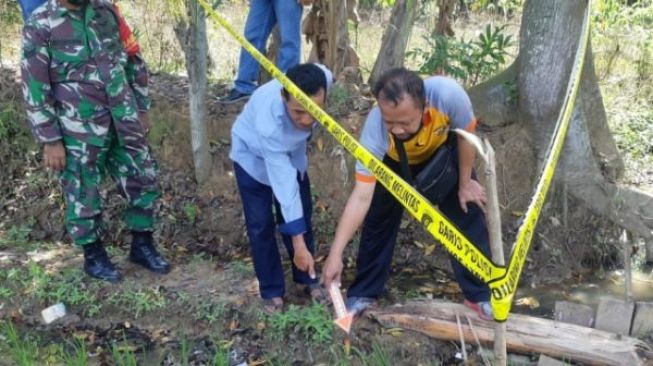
[621,230,633,303]
[483,140,507,366]
[466,315,491,366]
[456,313,468,362]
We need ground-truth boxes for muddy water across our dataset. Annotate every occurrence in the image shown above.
[513,263,653,318]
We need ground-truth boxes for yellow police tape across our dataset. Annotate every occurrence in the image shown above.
[488,0,592,321]
[198,0,590,322]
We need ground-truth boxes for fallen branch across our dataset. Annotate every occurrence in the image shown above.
[367,300,649,366]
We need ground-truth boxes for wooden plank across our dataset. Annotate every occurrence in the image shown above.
[367,300,648,366]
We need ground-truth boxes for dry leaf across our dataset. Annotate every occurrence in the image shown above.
[515,296,540,309]
[424,244,436,256]
[229,319,239,331]
[384,327,403,336]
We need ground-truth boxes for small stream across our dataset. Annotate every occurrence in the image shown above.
[513,262,653,318]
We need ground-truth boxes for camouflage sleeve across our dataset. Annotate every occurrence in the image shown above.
[125,55,151,111]
[21,17,62,144]
[113,4,151,111]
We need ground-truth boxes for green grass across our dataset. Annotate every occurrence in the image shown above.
[591,0,653,189]
[353,342,393,366]
[192,297,228,325]
[179,334,192,366]
[109,285,168,317]
[0,223,33,249]
[225,260,254,277]
[61,336,89,366]
[265,302,333,345]
[111,342,139,366]
[210,339,231,366]
[5,262,105,317]
[1,321,40,366]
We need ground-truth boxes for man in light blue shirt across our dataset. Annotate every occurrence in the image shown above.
[230,63,332,313]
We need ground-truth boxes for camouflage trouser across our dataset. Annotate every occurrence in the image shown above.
[59,127,159,246]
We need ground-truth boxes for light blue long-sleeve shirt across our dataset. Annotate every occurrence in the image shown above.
[230,80,311,236]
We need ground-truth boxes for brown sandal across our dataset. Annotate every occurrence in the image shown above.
[262,297,284,314]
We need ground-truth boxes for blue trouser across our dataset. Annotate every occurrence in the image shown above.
[18,0,46,20]
[234,163,317,299]
[348,149,491,303]
[234,0,303,94]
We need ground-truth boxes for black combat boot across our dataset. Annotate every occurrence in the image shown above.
[129,231,171,274]
[83,241,121,283]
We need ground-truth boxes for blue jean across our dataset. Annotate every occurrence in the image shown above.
[18,0,46,20]
[234,0,303,94]
[234,163,316,299]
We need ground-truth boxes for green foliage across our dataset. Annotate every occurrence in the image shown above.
[0,262,104,317]
[1,321,40,366]
[612,107,653,160]
[0,285,14,298]
[594,0,630,28]
[193,298,227,324]
[592,0,653,185]
[0,222,33,249]
[225,260,254,276]
[210,339,230,366]
[184,202,199,224]
[353,342,393,366]
[265,303,333,344]
[0,104,32,152]
[359,0,396,9]
[470,0,523,16]
[109,285,168,317]
[593,0,653,30]
[326,83,351,117]
[111,342,139,366]
[408,24,513,86]
[61,336,89,366]
[0,0,21,27]
[180,334,191,366]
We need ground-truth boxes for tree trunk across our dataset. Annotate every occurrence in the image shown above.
[436,0,456,37]
[303,0,359,77]
[517,0,653,241]
[186,0,211,184]
[368,0,419,85]
[258,25,280,85]
[368,301,648,366]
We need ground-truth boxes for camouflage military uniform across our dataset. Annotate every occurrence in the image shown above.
[21,0,159,246]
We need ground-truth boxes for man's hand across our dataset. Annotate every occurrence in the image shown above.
[292,234,316,278]
[298,0,314,6]
[294,247,316,279]
[320,254,343,288]
[458,179,487,213]
[43,141,66,172]
[138,111,150,133]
